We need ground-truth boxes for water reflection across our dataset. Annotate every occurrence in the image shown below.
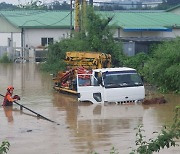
[0,63,52,105]
[3,106,14,123]
[75,104,143,153]
[52,91,180,153]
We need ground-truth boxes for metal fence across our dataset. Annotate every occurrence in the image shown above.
[0,46,8,57]
[35,49,48,62]
[0,46,48,63]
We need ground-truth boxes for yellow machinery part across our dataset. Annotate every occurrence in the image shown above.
[54,51,111,94]
[75,0,80,32]
[65,51,111,69]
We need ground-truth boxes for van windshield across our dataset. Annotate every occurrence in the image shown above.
[103,71,143,88]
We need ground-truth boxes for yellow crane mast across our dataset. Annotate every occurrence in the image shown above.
[74,0,87,32]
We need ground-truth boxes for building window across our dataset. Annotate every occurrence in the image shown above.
[41,37,53,46]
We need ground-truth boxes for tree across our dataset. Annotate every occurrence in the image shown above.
[84,7,123,66]
[18,0,47,10]
[51,1,70,10]
[0,2,17,10]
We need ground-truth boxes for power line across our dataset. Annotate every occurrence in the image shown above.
[21,12,71,27]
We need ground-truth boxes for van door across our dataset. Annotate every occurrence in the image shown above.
[77,74,104,104]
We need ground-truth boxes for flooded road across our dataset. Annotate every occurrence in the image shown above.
[0,63,179,154]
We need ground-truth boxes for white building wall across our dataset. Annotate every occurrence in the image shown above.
[114,28,180,38]
[0,17,20,33]
[162,29,180,37]
[0,28,179,49]
[24,29,71,48]
[169,9,180,15]
[0,33,21,47]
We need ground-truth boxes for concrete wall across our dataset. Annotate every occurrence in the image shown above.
[24,29,71,48]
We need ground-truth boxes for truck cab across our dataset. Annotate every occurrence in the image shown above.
[77,67,145,104]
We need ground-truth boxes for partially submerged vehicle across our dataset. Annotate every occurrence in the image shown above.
[53,52,145,104]
[77,67,145,104]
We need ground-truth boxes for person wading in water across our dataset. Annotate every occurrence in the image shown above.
[2,86,20,106]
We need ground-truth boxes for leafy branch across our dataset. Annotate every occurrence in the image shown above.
[0,141,10,154]
[130,106,180,154]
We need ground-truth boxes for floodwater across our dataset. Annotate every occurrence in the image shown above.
[0,63,179,154]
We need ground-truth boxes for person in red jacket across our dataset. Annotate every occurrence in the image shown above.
[2,86,20,106]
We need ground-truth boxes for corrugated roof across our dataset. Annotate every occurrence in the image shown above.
[0,10,180,31]
[99,11,180,30]
[0,10,73,29]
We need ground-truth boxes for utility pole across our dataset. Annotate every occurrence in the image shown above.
[81,0,86,31]
[10,32,14,61]
[75,0,80,32]
[70,0,73,36]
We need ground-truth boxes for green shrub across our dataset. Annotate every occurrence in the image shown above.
[0,141,10,154]
[0,53,11,63]
[130,106,180,154]
[143,37,180,92]
[122,52,149,75]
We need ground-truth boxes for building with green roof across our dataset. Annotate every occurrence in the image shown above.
[0,9,180,59]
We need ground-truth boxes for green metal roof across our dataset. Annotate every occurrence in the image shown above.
[0,10,73,29]
[0,10,180,31]
[99,11,180,30]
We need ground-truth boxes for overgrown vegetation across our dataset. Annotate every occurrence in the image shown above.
[143,37,180,93]
[0,53,11,63]
[41,5,180,93]
[122,52,149,76]
[130,106,180,154]
[41,7,123,73]
[122,37,180,93]
[0,141,10,154]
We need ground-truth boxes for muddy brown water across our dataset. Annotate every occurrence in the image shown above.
[0,63,179,154]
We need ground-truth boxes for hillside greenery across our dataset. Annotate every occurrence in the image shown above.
[1,0,178,11]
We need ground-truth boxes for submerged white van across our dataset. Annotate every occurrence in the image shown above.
[77,67,145,104]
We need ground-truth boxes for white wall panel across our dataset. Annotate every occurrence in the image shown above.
[0,33,21,47]
[24,29,71,47]
[113,29,180,38]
